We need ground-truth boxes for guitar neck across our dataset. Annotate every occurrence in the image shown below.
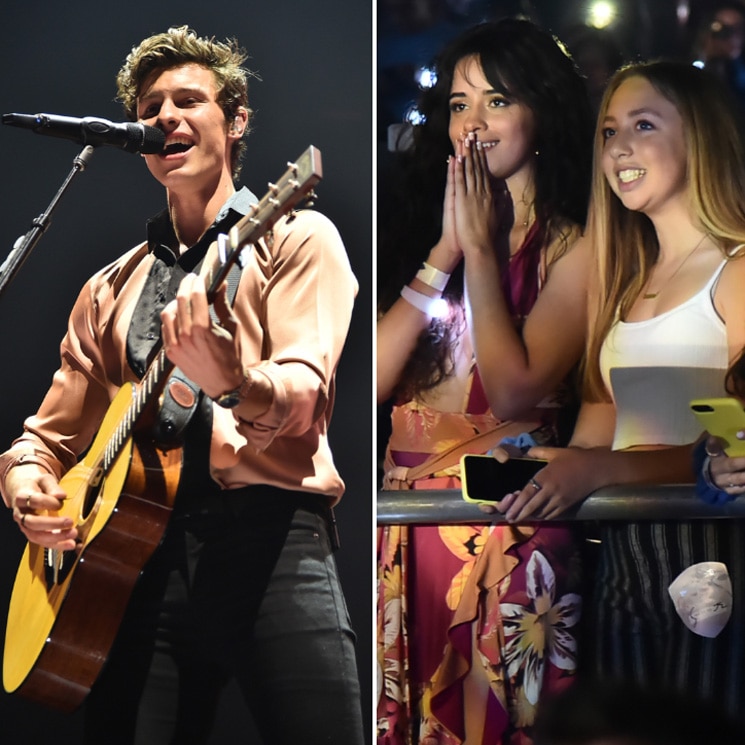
[100,349,173,471]
[203,145,322,299]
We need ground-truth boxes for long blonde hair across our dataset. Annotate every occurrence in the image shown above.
[584,60,745,401]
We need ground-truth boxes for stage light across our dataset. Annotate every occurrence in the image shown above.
[677,1,690,25]
[405,106,426,126]
[430,298,449,319]
[415,65,437,89]
[587,1,617,29]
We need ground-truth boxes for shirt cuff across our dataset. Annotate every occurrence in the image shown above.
[0,451,57,505]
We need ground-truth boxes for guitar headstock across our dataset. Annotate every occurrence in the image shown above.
[209,145,323,294]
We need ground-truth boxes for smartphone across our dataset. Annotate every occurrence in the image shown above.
[690,397,745,456]
[461,453,547,504]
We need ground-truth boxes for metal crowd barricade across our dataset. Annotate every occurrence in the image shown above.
[376,485,745,524]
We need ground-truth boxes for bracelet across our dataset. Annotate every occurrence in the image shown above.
[701,456,718,490]
[415,262,451,292]
[400,285,445,317]
[692,439,732,506]
[1,452,55,488]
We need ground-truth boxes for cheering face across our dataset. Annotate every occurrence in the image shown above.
[447,55,536,184]
[600,75,688,219]
[136,63,246,193]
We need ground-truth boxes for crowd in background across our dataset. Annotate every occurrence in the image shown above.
[377,2,745,743]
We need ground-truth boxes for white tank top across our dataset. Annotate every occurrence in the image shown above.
[599,261,729,450]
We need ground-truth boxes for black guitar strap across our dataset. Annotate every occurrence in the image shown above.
[126,186,259,449]
[151,256,245,447]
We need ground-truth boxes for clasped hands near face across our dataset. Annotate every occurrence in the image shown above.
[478,445,609,523]
[438,132,510,265]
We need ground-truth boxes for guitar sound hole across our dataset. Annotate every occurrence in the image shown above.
[82,468,104,517]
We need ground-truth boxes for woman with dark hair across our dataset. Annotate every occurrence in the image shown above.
[377,18,594,744]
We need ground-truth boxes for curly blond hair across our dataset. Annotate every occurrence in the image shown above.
[116,25,258,179]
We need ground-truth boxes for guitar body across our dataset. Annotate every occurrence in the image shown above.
[3,384,181,711]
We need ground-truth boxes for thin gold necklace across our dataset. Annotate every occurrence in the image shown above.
[642,233,708,300]
[521,202,534,228]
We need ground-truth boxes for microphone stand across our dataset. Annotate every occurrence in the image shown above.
[0,144,95,295]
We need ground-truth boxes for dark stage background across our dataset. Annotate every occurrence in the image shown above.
[0,1,372,742]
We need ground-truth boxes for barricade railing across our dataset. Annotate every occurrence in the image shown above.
[376,485,745,524]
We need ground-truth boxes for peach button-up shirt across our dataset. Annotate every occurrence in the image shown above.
[0,206,357,505]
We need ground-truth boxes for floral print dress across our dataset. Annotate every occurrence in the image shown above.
[377,224,583,745]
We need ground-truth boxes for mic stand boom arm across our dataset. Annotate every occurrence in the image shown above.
[0,144,95,295]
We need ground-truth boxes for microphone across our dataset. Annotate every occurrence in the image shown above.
[2,112,165,154]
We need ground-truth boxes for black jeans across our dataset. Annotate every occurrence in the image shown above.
[83,489,364,744]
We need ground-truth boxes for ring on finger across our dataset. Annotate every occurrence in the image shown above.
[25,495,31,509]
[530,478,543,491]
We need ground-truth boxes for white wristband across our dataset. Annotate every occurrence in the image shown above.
[415,261,451,292]
[400,285,442,316]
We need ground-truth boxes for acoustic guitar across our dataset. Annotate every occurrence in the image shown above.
[2,146,323,711]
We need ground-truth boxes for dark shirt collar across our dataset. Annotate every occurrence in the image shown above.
[145,186,258,270]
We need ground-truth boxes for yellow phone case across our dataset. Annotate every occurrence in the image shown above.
[460,454,498,504]
[690,397,745,457]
